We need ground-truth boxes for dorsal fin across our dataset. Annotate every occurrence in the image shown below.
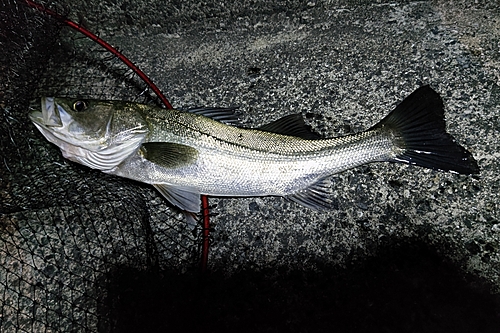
[258,114,321,139]
[186,106,239,125]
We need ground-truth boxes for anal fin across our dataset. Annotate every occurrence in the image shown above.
[286,178,337,210]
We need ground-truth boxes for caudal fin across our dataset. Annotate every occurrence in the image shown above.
[373,85,479,174]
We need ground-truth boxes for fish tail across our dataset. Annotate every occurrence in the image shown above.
[373,85,479,174]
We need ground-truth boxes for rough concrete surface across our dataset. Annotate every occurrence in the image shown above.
[1,0,500,332]
[88,0,499,287]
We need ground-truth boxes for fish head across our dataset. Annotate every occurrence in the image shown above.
[30,97,148,170]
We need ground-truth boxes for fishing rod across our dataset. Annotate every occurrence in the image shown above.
[23,0,212,273]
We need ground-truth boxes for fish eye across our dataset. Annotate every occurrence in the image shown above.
[73,100,87,112]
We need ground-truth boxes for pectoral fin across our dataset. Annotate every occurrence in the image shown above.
[140,142,198,168]
[153,184,201,213]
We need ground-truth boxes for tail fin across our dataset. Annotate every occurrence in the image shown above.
[373,85,479,174]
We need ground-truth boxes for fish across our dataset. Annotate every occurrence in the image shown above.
[29,85,479,218]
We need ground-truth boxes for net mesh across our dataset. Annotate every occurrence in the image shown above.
[1,1,201,331]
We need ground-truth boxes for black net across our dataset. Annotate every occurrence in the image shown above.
[1,1,201,331]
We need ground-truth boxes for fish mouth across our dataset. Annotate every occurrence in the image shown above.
[29,97,66,127]
[29,97,77,149]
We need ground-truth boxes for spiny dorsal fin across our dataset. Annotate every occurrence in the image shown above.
[140,142,198,168]
[258,114,321,140]
[186,106,239,125]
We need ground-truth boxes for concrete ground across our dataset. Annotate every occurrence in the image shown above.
[95,0,499,289]
[1,0,500,331]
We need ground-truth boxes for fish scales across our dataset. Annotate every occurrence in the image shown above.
[132,108,395,195]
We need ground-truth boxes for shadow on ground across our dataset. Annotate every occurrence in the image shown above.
[102,240,500,333]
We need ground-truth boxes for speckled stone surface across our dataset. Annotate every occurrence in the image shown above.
[84,0,499,287]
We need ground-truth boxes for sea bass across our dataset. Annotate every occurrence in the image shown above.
[30,86,479,215]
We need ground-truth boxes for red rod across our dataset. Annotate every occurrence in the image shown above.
[200,195,211,273]
[24,0,212,272]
